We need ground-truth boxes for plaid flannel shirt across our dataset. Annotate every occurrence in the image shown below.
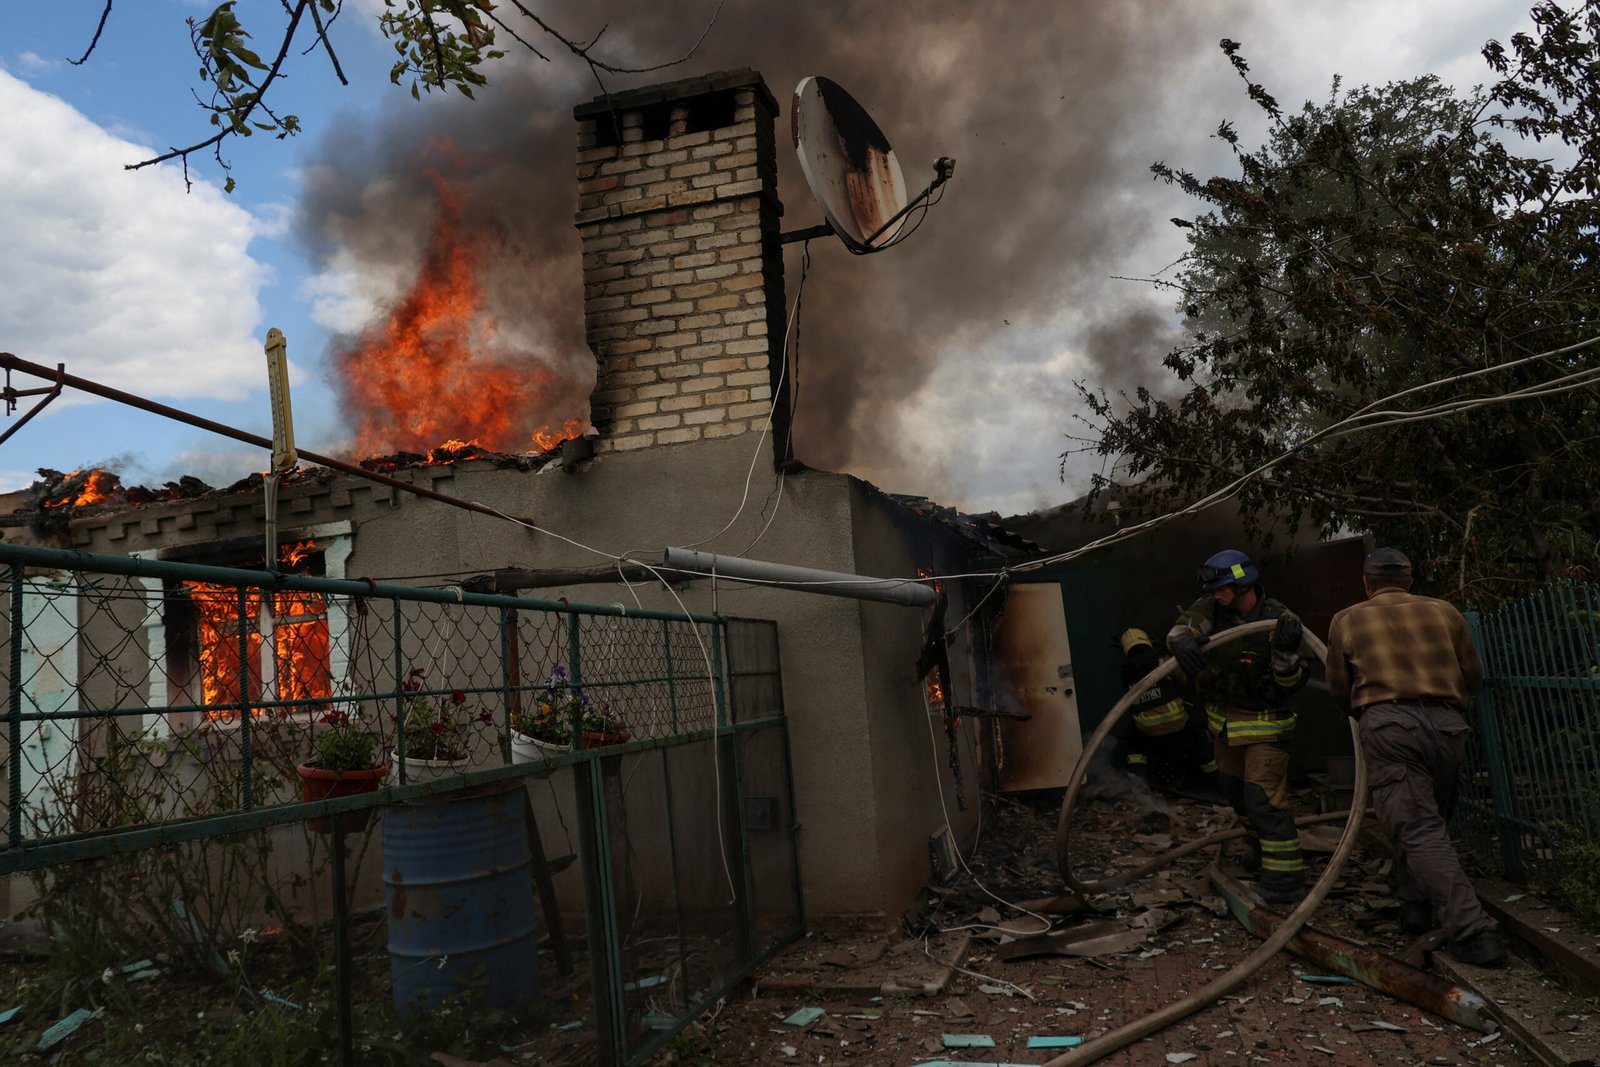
[1324,588,1484,716]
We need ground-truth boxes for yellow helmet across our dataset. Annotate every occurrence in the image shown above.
[1119,627,1154,655]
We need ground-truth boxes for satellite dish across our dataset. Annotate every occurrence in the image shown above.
[792,76,911,253]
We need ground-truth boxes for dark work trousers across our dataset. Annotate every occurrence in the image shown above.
[1359,701,1495,940]
[1212,736,1305,894]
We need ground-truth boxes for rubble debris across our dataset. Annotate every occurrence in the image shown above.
[941,1033,996,1048]
[36,1008,94,1051]
[782,1007,824,1027]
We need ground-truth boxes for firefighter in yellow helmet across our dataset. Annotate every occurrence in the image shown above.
[1116,627,1217,794]
[1167,549,1312,906]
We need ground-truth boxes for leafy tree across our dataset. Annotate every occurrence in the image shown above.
[68,0,720,190]
[1071,0,1600,599]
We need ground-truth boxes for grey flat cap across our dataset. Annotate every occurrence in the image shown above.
[1364,547,1413,578]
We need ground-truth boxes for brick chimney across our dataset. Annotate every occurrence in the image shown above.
[573,70,791,459]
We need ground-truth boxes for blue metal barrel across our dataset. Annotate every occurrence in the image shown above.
[383,781,539,1014]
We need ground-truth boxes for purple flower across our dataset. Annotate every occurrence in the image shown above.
[550,665,567,681]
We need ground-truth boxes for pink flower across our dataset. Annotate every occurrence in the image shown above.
[451,690,466,706]
[478,709,494,725]
[430,721,445,735]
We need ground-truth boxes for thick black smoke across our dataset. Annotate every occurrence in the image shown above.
[296,1,1245,486]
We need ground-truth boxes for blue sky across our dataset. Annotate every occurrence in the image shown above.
[2,3,400,495]
[0,2,1538,516]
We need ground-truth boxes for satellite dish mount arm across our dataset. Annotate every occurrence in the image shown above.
[860,157,955,250]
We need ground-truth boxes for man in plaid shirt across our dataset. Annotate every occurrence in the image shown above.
[1325,547,1506,967]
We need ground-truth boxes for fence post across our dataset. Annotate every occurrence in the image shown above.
[1466,611,1522,880]
[236,585,254,809]
[392,599,407,781]
[9,568,22,847]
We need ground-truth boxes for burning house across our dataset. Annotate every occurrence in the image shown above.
[1,70,1038,926]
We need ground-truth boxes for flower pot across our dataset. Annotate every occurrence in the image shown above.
[581,730,631,749]
[390,751,470,785]
[511,729,570,767]
[297,761,387,834]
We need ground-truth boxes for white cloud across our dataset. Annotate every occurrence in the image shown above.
[16,51,53,72]
[0,70,269,402]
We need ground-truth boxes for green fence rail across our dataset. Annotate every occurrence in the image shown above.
[1460,581,1600,885]
[0,542,803,1066]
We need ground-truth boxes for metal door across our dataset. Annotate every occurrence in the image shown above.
[994,582,1081,791]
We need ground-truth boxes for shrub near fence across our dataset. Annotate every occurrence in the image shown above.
[1459,580,1600,916]
[0,543,802,1065]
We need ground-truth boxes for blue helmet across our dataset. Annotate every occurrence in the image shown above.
[1198,549,1258,590]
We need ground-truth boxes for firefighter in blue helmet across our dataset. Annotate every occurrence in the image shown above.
[1168,550,1312,906]
[1116,627,1217,793]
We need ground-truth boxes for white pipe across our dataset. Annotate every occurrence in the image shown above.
[661,548,937,607]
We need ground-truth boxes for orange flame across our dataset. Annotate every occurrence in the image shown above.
[532,419,585,453]
[334,145,580,458]
[41,468,121,508]
[185,541,330,720]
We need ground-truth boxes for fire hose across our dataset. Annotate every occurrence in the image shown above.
[1044,619,1369,1066]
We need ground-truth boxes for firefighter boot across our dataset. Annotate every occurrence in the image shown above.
[1446,929,1508,967]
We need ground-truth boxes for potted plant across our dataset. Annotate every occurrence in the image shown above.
[580,700,630,749]
[297,704,386,833]
[509,665,581,765]
[394,668,495,782]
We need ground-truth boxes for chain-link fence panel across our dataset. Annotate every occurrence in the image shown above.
[0,544,803,1066]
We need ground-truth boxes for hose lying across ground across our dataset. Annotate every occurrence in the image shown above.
[1045,620,1370,1067]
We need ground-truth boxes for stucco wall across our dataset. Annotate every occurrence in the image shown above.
[849,484,983,921]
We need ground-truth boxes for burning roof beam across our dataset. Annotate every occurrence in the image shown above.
[0,352,537,528]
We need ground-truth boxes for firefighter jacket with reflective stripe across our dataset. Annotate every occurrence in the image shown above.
[1170,592,1309,746]
[1122,646,1189,737]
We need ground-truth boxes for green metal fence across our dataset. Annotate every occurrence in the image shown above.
[1460,581,1600,885]
[0,542,803,1065]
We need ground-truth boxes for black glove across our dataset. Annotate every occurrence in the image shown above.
[1271,614,1303,652]
[1169,632,1207,679]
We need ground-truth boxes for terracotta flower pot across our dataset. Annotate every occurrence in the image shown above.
[297,761,387,834]
[581,730,631,749]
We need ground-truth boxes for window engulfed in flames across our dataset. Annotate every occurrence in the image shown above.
[184,541,330,721]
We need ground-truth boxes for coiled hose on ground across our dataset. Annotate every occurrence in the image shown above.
[1044,619,1369,1066]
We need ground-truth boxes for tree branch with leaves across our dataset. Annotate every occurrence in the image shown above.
[1070,0,1600,599]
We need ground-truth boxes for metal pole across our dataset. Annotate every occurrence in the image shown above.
[661,548,936,607]
[330,818,354,1067]
[8,569,23,846]
[0,353,534,526]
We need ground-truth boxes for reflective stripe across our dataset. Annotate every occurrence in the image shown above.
[1261,856,1306,872]
[1200,760,1218,773]
[1274,665,1304,688]
[1222,713,1297,744]
[1126,753,1148,766]
[1207,705,1227,733]
[1133,700,1188,735]
[1260,838,1300,853]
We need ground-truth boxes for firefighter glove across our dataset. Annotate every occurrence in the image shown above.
[1169,631,1207,680]
[1271,614,1303,652]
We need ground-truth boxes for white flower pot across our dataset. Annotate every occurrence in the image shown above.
[511,730,571,766]
[389,751,469,785]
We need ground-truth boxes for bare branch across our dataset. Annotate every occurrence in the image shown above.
[306,0,349,86]
[67,0,115,66]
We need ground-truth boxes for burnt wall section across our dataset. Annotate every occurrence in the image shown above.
[573,70,791,461]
